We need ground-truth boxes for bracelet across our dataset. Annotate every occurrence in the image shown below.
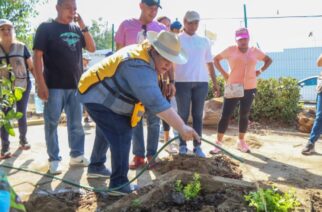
[81,26,89,33]
[169,80,175,84]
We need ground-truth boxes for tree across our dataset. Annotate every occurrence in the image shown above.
[0,0,47,49]
[89,18,114,50]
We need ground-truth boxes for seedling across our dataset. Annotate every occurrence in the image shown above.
[244,187,300,212]
[174,173,201,201]
[131,198,141,208]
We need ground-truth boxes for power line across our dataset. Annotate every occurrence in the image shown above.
[201,15,322,21]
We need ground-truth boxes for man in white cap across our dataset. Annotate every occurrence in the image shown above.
[175,11,220,157]
[77,30,199,196]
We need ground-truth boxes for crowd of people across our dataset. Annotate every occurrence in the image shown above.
[0,0,320,196]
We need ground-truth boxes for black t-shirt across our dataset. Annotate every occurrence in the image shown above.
[33,20,85,89]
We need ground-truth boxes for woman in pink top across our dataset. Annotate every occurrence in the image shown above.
[211,28,272,153]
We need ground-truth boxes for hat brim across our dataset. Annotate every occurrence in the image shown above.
[235,35,249,40]
[147,31,188,65]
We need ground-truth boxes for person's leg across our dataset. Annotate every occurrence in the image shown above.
[64,90,85,160]
[237,89,256,152]
[210,97,239,154]
[1,108,11,157]
[16,80,32,147]
[44,89,64,162]
[175,82,192,152]
[86,103,133,190]
[132,120,145,157]
[146,110,160,157]
[303,93,322,155]
[191,82,208,147]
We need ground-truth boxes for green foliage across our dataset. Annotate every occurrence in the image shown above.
[244,187,301,212]
[175,173,202,201]
[0,0,47,49]
[131,199,142,208]
[0,64,25,136]
[207,75,225,100]
[252,77,301,125]
[89,18,114,50]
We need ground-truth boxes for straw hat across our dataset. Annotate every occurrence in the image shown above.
[147,30,188,64]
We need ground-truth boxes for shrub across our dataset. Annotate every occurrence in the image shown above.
[174,173,202,201]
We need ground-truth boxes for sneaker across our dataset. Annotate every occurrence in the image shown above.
[108,184,139,196]
[49,161,62,175]
[87,166,111,178]
[146,156,157,169]
[237,140,250,153]
[19,138,31,150]
[0,144,11,159]
[179,145,188,155]
[193,146,206,158]
[129,156,145,170]
[209,141,223,154]
[302,142,315,155]
[69,155,90,167]
[166,143,178,154]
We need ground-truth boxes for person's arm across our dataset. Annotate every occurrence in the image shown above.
[213,54,229,80]
[116,43,124,51]
[317,54,322,67]
[256,55,272,76]
[26,57,34,76]
[33,50,48,101]
[207,62,220,97]
[76,13,96,52]
[157,108,200,142]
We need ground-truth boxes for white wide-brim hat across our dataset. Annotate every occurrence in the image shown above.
[147,30,188,64]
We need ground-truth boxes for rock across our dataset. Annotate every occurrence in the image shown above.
[297,109,315,133]
[171,192,185,205]
[188,97,223,126]
[201,205,216,212]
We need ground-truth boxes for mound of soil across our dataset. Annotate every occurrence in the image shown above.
[106,170,256,212]
[24,189,119,212]
[156,154,243,179]
[311,192,322,212]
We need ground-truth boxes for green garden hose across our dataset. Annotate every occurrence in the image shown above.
[0,136,244,193]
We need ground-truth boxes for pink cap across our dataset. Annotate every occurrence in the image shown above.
[235,28,249,40]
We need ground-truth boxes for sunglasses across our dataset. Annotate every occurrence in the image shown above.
[142,25,147,38]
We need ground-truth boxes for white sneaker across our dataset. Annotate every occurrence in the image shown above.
[69,155,89,167]
[49,161,62,175]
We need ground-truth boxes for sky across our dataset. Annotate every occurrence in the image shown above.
[31,0,322,53]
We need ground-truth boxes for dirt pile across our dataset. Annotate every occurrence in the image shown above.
[156,154,243,179]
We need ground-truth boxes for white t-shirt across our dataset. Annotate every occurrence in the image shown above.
[175,31,213,82]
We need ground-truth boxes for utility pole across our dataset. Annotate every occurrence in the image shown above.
[243,4,248,28]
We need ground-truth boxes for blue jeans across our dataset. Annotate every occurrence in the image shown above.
[85,103,132,188]
[44,89,85,161]
[132,109,160,157]
[309,92,322,144]
[175,82,208,147]
[1,80,31,147]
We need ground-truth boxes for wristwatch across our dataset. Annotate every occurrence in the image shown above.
[81,26,89,33]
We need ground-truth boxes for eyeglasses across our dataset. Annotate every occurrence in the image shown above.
[142,25,147,38]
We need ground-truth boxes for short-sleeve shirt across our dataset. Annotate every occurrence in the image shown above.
[219,46,266,89]
[175,31,213,82]
[115,18,166,46]
[33,20,85,89]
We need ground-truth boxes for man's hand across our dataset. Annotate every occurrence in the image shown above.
[179,125,200,143]
[167,83,176,98]
[37,81,49,101]
[74,13,86,29]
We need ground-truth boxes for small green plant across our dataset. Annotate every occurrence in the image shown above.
[0,63,24,136]
[131,198,142,208]
[174,173,201,201]
[175,179,184,192]
[244,187,301,212]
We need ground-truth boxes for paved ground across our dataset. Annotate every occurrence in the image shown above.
[0,123,321,208]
